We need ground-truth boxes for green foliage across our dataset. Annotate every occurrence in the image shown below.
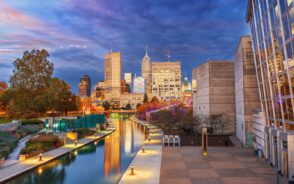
[125,103,132,110]
[102,101,111,110]
[20,133,64,157]
[0,131,18,159]
[21,119,44,125]
[73,128,95,139]
[143,93,148,104]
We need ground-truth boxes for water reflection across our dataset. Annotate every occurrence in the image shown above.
[6,115,145,184]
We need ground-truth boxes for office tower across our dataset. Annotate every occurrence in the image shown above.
[247,0,294,180]
[152,61,182,100]
[234,36,261,146]
[141,49,152,96]
[121,80,131,93]
[133,77,145,94]
[78,75,91,97]
[124,73,133,86]
[104,52,121,99]
[192,61,235,134]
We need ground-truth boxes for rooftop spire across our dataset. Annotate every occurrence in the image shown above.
[145,45,149,57]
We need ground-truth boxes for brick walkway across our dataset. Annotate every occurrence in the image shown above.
[160,147,281,184]
[0,128,115,183]
[119,117,163,184]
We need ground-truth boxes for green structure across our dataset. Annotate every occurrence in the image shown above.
[47,114,106,132]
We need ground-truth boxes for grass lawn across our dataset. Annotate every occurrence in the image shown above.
[0,117,12,124]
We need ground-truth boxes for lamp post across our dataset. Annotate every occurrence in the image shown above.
[39,153,43,161]
[130,165,135,175]
[142,146,145,153]
[75,140,78,146]
[148,136,151,142]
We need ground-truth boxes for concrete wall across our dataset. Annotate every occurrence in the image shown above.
[234,36,261,145]
[193,61,235,134]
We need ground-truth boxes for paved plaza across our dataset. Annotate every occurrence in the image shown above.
[160,146,283,184]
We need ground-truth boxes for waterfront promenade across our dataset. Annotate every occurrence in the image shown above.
[118,117,163,184]
[0,125,116,183]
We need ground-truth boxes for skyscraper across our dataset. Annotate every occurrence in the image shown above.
[152,61,182,100]
[104,52,121,99]
[141,49,152,96]
[133,77,145,93]
[247,0,294,180]
[124,73,133,92]
[78,75,91,97]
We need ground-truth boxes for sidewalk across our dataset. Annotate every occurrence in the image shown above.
[118,117,163,184]
[0,128,115,183]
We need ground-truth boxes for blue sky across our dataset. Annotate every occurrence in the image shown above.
[0,0,250,93]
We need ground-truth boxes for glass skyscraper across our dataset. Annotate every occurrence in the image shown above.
[246,0,294,181]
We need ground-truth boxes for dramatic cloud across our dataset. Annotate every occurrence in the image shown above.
[0,0,249,93]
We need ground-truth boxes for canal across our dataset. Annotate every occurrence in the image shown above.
[6,115,146,184]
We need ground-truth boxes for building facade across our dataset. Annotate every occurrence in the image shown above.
[124,73,133,91]
[247,0,294,180]
[120,93,144,109]
[104,52,121,99]
[133,77,145,94]
[192,61,235,134]
[78,75,91,98]
[152,62,182,101]
[141,50,152,96]
[234,36,261,146]
[121,80,131,93]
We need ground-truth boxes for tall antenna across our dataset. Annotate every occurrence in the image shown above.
[166,50,171,61]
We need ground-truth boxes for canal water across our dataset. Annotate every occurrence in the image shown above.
[6,115,146,184]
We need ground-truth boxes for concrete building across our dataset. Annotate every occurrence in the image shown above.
[152,61,182,101]
[121,80,131,93]
[234,36,261,146]
[141,49,152,96]
[78,75,91,98]
[133,77,145,94]
[124,73,133,91]
[192,61,235,134]
[247,0,294,181]
[104,52,121,100]
[120,93,144,109]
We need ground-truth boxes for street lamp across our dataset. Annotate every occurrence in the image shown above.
[75,140,78,146]
[39,153,43,161]
[130,165,135,175]
[142,146,145,153]
[148,136,151,142]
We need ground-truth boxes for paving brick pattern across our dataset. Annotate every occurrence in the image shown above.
[160,147,284,184]
[119,117,163,184]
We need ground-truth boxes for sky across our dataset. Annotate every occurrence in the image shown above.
[0,0,250,93]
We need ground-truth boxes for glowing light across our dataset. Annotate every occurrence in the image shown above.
[74,150,78,155]
[37,167,43,174]
[130,165,135,175]
[39,153,43,161]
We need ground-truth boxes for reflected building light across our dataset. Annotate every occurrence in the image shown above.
[124,122,131,154]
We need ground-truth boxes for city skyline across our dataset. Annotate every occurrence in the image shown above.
[0,0,250,93]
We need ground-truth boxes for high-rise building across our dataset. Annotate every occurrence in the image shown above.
[104,52,121,99]
[234,36,261,146]
[152,61,182,100]
[121,80,131,93]
[192,61,235,134]
[124,73,133,86]
[78,75,91,98]
[247,0,294,180]
[133,77,145,94]
[141,49,152,96]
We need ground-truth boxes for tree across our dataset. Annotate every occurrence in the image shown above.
[136,103,141,109]
[151,96,159,103]
[125,103,132,110]
[102,101,111,111]
[8,49,54,117]
[143,93,148,104]
[48,78,79,115]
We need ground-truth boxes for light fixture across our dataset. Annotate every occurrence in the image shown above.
[75,140,78,146]
[38,167,43,174]
[142,146,145,153]
[74,150,78,155]
[39,153,43,161]
[148,136,151,142]
[130,165,135,175]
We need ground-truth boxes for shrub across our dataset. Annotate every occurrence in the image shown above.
[13,124,43,139]
[0,131,18,159]
[21,119,44,126]
[73,128,95,139]
[20,133,64,157]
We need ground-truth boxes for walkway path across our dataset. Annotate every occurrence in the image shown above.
[160,146,281,184]
[0,126,115,183]
[3,135,33,167]
[118,117,163,184]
